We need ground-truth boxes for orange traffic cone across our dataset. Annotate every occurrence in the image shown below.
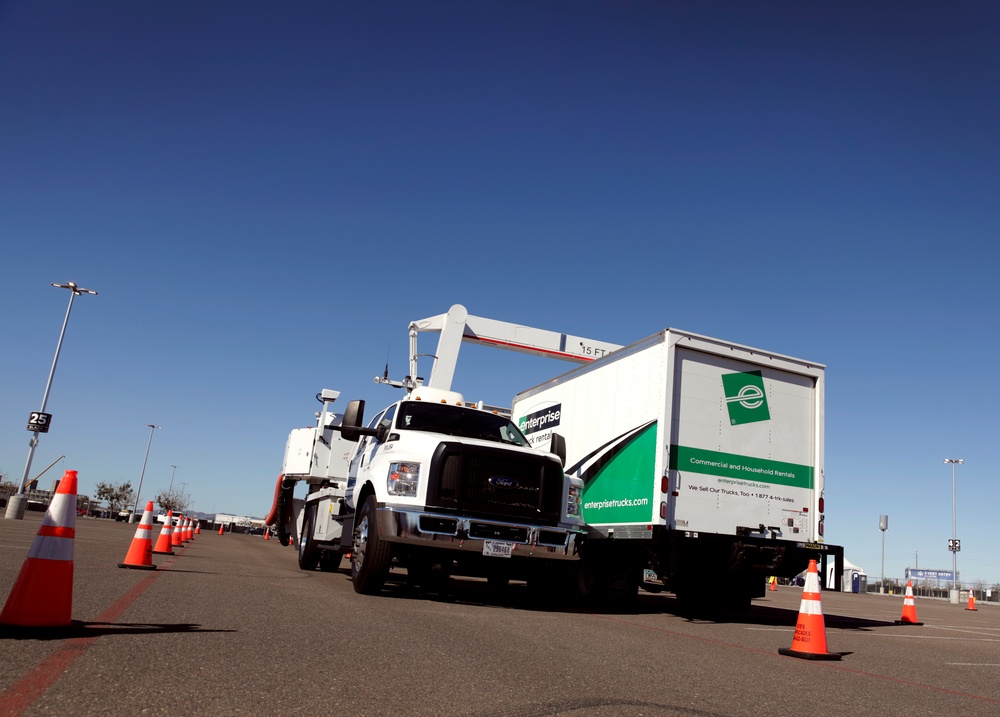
[119,501,157,570]
[0,470,79,627]
[194,522,201,536]
[152,509,175,555]
[218,524,224,535]
[966,591,978,611]
[171,515,185,548]
[778,560,843,660]
[264,528,270,541]
[895,580,923,625]
[182,518,191,542]
[769,577,778,592]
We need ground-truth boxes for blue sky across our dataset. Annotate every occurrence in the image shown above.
[2,2,998,586]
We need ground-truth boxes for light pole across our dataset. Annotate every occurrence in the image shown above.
[168,465,178,492]
[131,424,161,521]
[5,281,98,520]
[879,515,888,593]
[944,458,964,603]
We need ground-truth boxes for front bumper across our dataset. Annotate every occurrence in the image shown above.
[376,506,581,560]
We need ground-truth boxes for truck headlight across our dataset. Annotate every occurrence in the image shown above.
[567,484,582,517]
[387,462,420,497]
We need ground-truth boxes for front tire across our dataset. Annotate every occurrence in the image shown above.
[298,505,320,571]
[351,494,391,594]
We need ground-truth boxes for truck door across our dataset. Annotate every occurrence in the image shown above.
[347,405,397,508]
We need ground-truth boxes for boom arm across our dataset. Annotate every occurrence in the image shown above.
[404,304,622,391]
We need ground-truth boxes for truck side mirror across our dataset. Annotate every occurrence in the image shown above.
[549,432,567,467]
[340,400,366,442]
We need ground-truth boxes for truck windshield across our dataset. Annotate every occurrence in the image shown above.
[397,402,530,447]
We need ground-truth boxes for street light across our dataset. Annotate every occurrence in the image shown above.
[944,458,964,603]
[879,515,888,594]
[131,424,161,520]
[5,281,98,520]
[168,465,178,492]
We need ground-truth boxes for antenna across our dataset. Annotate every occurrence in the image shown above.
[383,343,391,381]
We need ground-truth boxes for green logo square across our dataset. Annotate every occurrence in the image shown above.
[722,370,770,425]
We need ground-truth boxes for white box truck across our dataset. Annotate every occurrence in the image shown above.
[512,328,844,612]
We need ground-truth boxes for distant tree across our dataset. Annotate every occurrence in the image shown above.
[155,486,190,514]
[94,481,134,513]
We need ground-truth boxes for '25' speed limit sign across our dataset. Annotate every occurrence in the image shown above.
[27,412,52,433]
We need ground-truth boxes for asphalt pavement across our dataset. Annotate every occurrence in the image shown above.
[2,511,999,717]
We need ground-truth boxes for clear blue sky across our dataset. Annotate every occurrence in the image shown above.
[2,2,998,586]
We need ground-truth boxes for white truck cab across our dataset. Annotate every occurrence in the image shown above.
[341,386,584,595]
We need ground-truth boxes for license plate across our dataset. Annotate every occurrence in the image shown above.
[483,540,514,558]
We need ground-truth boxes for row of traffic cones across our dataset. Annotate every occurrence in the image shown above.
[777,562,963,661]
[0,470,204,629]
[118,504,201,569]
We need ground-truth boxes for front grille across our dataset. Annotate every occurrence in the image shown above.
[426,442,563,525]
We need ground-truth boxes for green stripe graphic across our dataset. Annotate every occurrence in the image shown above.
[670,445,813,489]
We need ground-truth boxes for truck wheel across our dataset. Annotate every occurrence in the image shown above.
[298,505,320,571]
[319,550,343,572]
[351,494,391,594]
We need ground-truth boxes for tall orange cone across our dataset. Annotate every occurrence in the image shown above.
[194,522,201,536]
[769,576,778,592]
[218,523,224,535]
[895,580,923,625]
[264,528,270,541]
[186,519,194,541]
[172,515,185,548]
[778,560,843,660]
[966,591,978,611]
[152,509,175,555]
[0,470,78,627]
[118,501,157,570]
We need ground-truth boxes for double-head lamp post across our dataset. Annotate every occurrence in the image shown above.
[944,458,964,601]
[5,281,98,520]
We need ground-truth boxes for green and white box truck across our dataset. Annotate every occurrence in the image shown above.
[512,328,843,611]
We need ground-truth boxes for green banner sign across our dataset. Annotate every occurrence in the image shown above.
[670,445,813,489]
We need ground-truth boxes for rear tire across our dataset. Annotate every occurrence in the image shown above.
[319,550,343,572]
[351,494,391,594]
[298,505,320,571]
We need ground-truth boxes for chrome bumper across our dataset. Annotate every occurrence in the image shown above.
[376,506,581,560]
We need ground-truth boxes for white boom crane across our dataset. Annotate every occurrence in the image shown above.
[376,304,622,393]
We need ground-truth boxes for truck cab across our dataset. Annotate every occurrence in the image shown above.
[342,386,584,595]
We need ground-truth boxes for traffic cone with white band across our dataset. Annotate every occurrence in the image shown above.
[895,580,923,625]
[118,501,157,570]
[172,515,184,548]
[0,470,79,627]
[153,509,175,555]
[966,592,978,611]
[778,559,843,660]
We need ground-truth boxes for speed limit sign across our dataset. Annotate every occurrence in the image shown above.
[27,412,52,433]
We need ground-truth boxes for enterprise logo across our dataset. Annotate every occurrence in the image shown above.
[518,404,561,435]
[721,371,770,426]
